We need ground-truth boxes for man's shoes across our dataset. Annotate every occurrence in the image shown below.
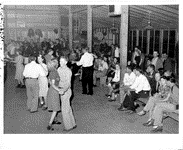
[16,84,21,88]
[108,99,116,102]
[87,92,93,96]
[143,120,154,127]
[93,84,97,87]
[30,110,38,113]
[42,106,47,110]
[150,126,163,133]
[127,110,136,114]
[118,107,128,111]
[47,125,54,131]
[21,85,26,88]
[52,120,61,125]
[135,104,140,109]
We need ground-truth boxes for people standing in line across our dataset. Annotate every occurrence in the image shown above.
[37,55,49,109]
[46,59,62,130]
[12,51,25,88]
[74,44,94,95]
[58,56,77,132]
[151,51,163,71]
[23,56,42,113]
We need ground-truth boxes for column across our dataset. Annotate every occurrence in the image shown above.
[113,34,115,44]
[147,30,150,54]
[136,29,139,46]
[119,5,129,104]
[69,6,73,51]
[160,29,164,55]
[87,5,92,52]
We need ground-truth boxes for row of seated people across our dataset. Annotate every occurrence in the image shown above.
[105,64,179,133]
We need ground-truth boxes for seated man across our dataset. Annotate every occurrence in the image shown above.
[118,65,136,110]
[145,64,156,96]
[146,77,178,133]
[118,66,151,114]
[93,56,108,86]
[106,64,121,102]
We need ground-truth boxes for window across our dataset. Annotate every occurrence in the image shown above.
[149,30,154,55]
[142,30,147,54]
[128,31,132,51]
[138,30,142,50]
[163,30,168,54]
[168,30,176,58]
[154,30,160,52]
[132,30,136,51]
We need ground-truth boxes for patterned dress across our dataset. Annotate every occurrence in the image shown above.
[15,55,24,81]
[47,69,60,112]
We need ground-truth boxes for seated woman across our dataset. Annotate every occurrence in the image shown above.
[138,76,171,126]
[149,77,179,133]
[107,64,121,102]
[106,57,118,84]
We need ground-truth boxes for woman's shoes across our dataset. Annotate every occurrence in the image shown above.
[42,106,47,110]
[151,126,163,133]
[143,119,154,127]
[47,124,54,131]
[63,125,77,132]
[137,110,146,116]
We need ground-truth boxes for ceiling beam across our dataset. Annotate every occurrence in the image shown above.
[130,6,178,23]
[135,5,178,19]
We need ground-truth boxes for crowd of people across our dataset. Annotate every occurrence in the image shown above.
[4,36,179,133]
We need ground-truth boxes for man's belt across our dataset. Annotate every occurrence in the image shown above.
[25,77,38,79]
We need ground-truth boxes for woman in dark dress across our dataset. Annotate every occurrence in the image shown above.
[46,59,61,130]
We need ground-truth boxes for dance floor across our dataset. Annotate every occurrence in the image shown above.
[4,64,179,134]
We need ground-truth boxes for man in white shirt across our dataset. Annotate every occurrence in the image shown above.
[114,45,120,58]
[119,66,151,114]
[93,56,108,86]
[74,45,94,95]
[23,56,42,113]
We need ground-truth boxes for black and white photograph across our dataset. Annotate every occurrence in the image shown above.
[0,1,182,150]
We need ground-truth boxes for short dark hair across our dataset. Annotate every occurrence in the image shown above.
[29,56,36,62]
[148,64,155,71]
[161,76,169,81]
[126,65,133,71]
[134,66,143,73]
[169,77,176,83]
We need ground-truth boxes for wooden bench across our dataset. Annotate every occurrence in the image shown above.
[137,97,179,122]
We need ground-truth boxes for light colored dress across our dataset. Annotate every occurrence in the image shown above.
[38,63,48,97]
[15,55,24,81]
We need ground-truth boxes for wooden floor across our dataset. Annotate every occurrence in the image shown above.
[4,64,179,134]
